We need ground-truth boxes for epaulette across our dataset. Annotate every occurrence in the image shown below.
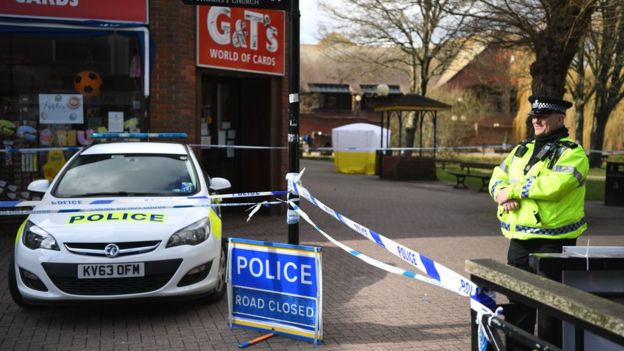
[558,140,578,149]
[514,138,533,157]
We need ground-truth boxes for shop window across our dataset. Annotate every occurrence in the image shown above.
[307,83,352,111]
[0,30,146,194]
[317,93,351,111]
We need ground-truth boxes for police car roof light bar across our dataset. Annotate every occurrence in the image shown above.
[91,132,188,140]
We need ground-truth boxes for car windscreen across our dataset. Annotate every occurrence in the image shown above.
[53,153,199,197]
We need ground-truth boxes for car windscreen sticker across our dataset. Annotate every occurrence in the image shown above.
[67,212,166,224]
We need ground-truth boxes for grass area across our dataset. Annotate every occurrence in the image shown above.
[302,152,607,201]
[436,166,605,201]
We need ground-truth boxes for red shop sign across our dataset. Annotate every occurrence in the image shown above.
[0,0,148,24]
[197,6,284,76]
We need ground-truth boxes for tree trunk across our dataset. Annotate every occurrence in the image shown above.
[526,1,594,138]
[589,109,608,168]
[572,51,586,144]
[574,104,585,144]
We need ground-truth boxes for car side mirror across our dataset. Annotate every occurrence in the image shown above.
[27,179,50,194]
[209,177,231,192]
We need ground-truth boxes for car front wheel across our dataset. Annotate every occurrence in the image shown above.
[202,237,227,304]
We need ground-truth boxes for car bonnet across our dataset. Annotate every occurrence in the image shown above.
[25,203,214,243]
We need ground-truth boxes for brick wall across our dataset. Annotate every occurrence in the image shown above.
[149,1,198,142]
[149,2,288,193]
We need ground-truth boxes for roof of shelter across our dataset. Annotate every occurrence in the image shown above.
[373,93,451,112]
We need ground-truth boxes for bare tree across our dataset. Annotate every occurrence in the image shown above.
[319,0,472,96]
[461,0,596,139]
[566,37,596,144]
[318,0,473,152]
[587,0,624,167]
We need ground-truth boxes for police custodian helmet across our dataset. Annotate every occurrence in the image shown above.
[528,95,573,116]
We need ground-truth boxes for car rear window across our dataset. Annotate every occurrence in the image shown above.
[53,153,199,197]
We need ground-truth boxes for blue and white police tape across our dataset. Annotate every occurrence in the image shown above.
[0,200,288,217]
[0,190,288,216]
[0,190,286,207]
[286,200,443,288]
[0,146,82,154]
[189,144,286,150]
[284,198,494,350]
[286,171,495,316]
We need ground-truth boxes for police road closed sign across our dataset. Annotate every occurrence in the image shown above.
[197,6,285,75]
[227,238,322,344]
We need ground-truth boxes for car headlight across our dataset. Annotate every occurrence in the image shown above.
[166,217,210,248]
[22,221,60,251]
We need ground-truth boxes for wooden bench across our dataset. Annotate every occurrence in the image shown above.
[447,162,497,192]
[466,258,624,350]
[435,158,461,170]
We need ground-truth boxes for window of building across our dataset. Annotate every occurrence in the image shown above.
[0,27,147,190]
[308,84,352,111]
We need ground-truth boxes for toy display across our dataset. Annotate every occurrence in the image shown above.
[74,70,103,97]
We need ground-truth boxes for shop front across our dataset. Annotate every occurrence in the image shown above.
[0,0,150,198]
[196,5,286,195]
[0,1,289,203]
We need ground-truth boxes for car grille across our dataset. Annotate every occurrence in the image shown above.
[42,259,182,295]
[64,241,161,257]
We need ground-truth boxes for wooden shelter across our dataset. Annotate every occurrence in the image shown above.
[373,94,451,179]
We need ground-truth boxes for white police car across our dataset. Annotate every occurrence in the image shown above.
[9,133,231,307]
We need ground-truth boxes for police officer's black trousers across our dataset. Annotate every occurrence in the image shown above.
[505,238,576,351]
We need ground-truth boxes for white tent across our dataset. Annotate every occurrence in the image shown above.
[331,123,390,175]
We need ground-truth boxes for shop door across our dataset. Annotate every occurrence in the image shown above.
[200,76,271,194]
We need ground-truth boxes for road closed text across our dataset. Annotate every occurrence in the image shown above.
[235,294,315,318]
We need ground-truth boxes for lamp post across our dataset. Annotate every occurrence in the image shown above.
[287,0,301,245]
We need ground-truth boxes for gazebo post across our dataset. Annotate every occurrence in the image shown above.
[386,111,391,155]
[398,111,403,149]
[433,111,438,160]
[378,111,385,176]
[419,111,424,157]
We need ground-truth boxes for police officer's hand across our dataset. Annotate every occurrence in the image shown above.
[502,200,519,212]
[495,187,510,205]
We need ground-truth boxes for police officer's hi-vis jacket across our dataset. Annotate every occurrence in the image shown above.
[489,137,589,240]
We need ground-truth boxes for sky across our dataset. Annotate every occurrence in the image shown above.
[300,0,322,44]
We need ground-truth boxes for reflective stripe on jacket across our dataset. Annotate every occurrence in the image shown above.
[488,137,589,240]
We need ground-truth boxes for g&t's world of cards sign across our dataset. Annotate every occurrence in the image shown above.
[227,238,322,344]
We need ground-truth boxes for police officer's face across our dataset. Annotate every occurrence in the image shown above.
[532,112,565,136]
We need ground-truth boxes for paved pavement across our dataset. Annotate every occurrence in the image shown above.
[1,159,623,350]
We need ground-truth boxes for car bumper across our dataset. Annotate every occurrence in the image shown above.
[14,236,222,303]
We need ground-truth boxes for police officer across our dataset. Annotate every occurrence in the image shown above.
[489,95,589,349]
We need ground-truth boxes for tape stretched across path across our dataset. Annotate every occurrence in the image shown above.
[286,171,495,316]
[0,191,288,216]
